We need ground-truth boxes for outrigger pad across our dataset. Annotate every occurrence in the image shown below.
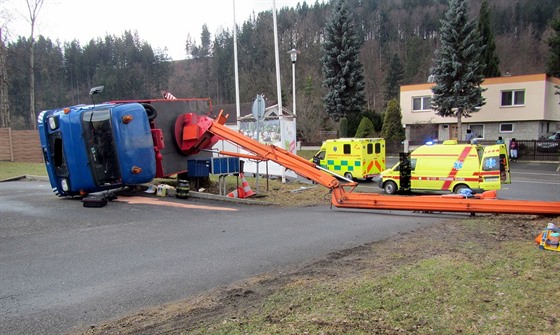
[82,195,108,208]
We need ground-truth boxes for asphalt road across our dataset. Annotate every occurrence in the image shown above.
[0,161,558,334]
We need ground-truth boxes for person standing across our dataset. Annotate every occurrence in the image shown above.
[466,129,473,142]
[509,138,518,162]
[496,136,505,144]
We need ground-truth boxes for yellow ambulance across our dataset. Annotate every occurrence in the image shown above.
[312,138,386,180]
[378,140,510,194]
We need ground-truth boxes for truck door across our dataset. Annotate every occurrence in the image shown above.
[479,145,506,190]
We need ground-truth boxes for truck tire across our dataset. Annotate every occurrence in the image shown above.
[344,172,353,180]
[383,180,398,194]
[141,103,158,120]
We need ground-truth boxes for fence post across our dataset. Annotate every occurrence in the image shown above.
[8,128,14,162]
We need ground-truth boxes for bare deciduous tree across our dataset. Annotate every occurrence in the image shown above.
[0,28,9,128]
[26,0,44,130]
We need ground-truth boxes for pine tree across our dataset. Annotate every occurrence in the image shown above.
[339,117,348,137]
[381,99,405,141]
[384,53,404,103]
[321,0,366,136]
[355,116,376,138]
[546,14,560,77]
[478,0,501,78]
[430,0,486,141]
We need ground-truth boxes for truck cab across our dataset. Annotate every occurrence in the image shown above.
[38,103,157,196]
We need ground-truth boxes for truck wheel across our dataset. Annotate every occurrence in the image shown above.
[344,172,353,180]
[141,103,158,120]
[383,181,398,194]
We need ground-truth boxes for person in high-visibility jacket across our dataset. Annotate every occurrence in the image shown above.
[161,90,177,100]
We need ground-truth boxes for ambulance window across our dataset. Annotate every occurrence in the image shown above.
[482,156,500,171]
[375,143,381,154]
[343,144,351,154]
[367,143,373,154]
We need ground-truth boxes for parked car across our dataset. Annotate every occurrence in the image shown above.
[537,132,560,153]
[548,131,560,140]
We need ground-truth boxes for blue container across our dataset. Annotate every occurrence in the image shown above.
[187,159,211,177]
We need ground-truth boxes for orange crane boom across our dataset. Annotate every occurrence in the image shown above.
[184,111,560,216]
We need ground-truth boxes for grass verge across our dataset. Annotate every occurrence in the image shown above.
[0,161,47,180]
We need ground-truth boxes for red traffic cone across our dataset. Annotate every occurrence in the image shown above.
[240,173,255,198]
[227,186,245,198]
[227,188,238,198]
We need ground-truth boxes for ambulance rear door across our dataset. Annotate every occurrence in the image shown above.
[479,144,507,190]
[498,144,511,184]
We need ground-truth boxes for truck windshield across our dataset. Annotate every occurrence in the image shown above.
[82,109,122,186]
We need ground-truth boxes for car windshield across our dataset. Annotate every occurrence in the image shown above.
[82,109,122,186]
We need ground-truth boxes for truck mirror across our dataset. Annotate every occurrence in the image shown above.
[89,86,104,96]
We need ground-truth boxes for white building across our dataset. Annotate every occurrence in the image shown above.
[400,73,560,143]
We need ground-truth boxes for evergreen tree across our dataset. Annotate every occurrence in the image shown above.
[546,14,560,77]
[381,98,405,141]
[355,116,376,138]
[430,0,485,141]
[363,109,383,133]
[339,117,348,137]
[321,0,366,136]
[384,53,404,103]
[478,0,501,78]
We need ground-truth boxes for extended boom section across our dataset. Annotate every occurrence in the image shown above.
[196,112,351,190]
[184,111,559,216]
[331,189,560,215]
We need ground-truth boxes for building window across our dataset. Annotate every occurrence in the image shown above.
[470,124,484,139]
[500,123,513,133]
[412,96,432,111]
[501,90,525,106]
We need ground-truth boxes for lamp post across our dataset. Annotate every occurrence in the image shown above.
[287,48,300,159]
[287,48,300,117]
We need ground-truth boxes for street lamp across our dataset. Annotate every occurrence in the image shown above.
[287,48,300,117]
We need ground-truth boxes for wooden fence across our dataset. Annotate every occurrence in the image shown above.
[0,128,44,163]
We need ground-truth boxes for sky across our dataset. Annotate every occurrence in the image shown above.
[2,0,309,60]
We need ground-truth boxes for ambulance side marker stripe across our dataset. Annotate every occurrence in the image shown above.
[374,160,382,172]
[441,146,472,190]
[366,161,374,173]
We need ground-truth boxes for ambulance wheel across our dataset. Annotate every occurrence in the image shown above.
[454,184,469,194]
[383,181,398,194]
[344,172,353,180]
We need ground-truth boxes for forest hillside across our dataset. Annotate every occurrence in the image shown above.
[2,0,559,136]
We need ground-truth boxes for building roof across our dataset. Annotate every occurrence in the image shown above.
[401,73,560,91]
[211,100,294,125]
